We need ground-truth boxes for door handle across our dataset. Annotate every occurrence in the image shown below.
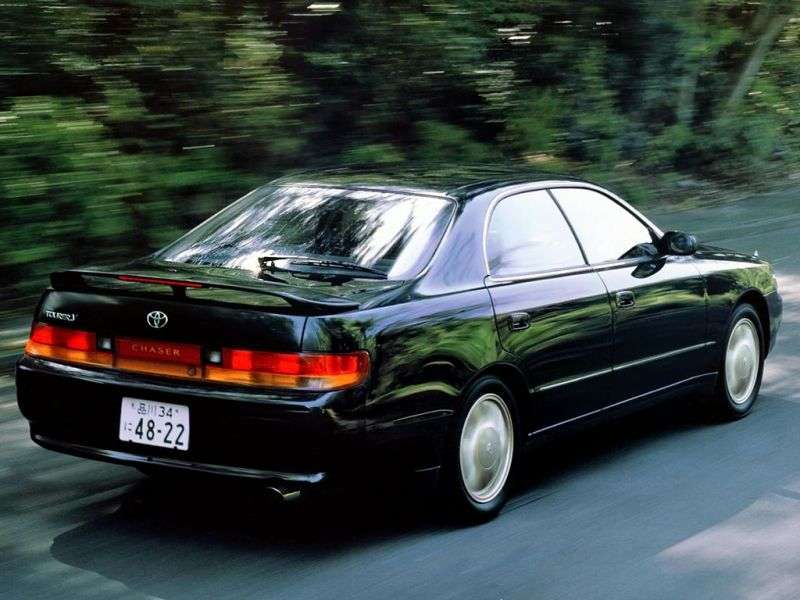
[508,312,531,331]
[616,290,636,309]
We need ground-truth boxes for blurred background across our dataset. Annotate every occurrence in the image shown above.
[1,0,799,320]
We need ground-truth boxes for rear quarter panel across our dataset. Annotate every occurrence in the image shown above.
[302,288,503,469]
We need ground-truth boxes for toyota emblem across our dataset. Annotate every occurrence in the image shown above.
[146,310,168,329]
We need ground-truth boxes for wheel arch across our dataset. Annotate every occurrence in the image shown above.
[462,361,529,425]
[735,289,770,356]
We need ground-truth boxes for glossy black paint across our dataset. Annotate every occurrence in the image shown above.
[487,272,613,431]
[597,256,708,400]
[16,169,783,486]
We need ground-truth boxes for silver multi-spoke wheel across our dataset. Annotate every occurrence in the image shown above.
[725,318,760,405]
[459,392,514,504]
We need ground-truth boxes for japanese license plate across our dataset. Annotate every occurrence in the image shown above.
[119,397,190,451]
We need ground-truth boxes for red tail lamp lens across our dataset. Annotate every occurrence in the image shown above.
[26,323,112,367]
[25,322,370,391]
[206,349,370,390]
[30,323,96,351]
[223,350,367,375]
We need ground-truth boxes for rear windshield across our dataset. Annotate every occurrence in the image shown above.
[155,185,455,280]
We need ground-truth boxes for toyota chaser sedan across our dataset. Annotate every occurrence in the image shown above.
[16,168,782,521]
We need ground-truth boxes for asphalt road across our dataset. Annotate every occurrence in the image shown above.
[2,190,800,600]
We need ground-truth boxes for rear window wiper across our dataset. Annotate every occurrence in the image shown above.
[288,259,387,279]
[258,256,387,282]
[258,256,302,272]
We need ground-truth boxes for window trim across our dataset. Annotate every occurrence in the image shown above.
[482,181,663,282]
[410,192,460,281]
[484,188,588,281]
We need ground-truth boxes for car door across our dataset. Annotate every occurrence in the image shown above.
[484,189,614,434]
[551,187,708,402]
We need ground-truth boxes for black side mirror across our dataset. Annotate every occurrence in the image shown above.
[660,231,698,256]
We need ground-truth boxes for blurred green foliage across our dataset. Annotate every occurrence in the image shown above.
[1,1,799,307]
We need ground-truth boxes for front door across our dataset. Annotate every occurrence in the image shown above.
[594,257,707,399]
[551,187,707,402]
[484,189,614,434]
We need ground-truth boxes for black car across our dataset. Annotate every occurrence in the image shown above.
[16,168,782,520]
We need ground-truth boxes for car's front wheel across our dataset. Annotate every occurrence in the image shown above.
[440,376,517,522]
[710,304,765,418]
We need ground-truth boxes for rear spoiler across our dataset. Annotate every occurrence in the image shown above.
[50,268,360,315]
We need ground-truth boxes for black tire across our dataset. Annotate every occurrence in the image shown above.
[709,304,765,419]
[439,376,519,523]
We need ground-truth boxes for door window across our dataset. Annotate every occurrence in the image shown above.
[550,188,654,264]
[486,190,585,278]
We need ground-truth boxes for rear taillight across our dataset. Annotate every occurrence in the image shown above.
[206,349,370,390]
[24,322,369,391]
[25,323,112,367]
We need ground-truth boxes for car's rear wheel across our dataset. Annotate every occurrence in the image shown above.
[440,376,517,522]
[710,304,765,418]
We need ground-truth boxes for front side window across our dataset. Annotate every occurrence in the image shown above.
[486,190,585,278]
[156,186,455,280]
[551,188,654,264]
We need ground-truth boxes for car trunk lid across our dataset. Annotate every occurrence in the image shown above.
[51,262,361,314]
[37,262,366,356]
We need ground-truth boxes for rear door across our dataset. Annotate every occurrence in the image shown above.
[551,187,708,401]
[484,190,614,434]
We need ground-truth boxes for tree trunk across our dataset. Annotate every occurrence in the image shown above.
[724,9,791,112]
[675,2,706,129]
[676,61,701,128]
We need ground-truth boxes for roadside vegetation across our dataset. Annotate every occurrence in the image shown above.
[1,1,799,310]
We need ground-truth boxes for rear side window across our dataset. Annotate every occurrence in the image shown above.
[486,190,585,278]
[551,188,654,264]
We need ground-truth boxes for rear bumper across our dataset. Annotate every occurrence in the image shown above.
[32,433,325,484]
[16,355,366,485]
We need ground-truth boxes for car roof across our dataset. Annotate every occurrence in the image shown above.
[270,165,588,200]
[270,165,663,241]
